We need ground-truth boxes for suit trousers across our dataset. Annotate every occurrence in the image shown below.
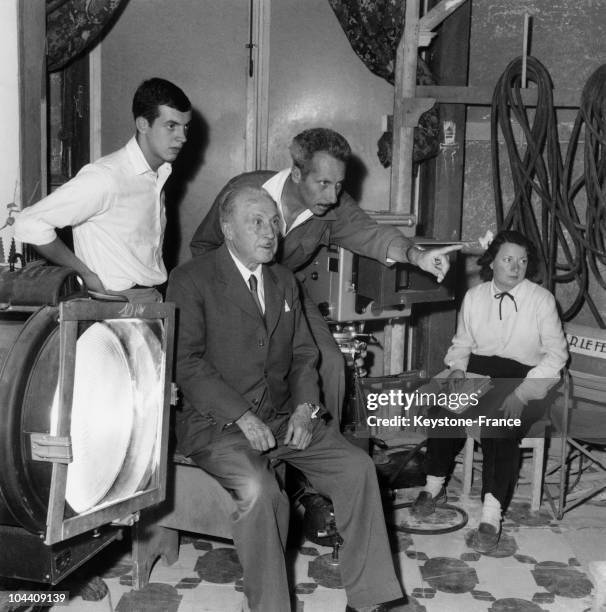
[190,419,402,612]
[115,287,163,303]
[426,434,523,508]
[425,354,544,509]
[301,288,346,424]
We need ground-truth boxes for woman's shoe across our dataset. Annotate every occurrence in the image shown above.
[410,487,447,518]
[471,522,501,553]
[345,596,409,611]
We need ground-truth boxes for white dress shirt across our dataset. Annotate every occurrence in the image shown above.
[262,168,313,236]
[227,248,265,313]
[444,279,568,402]
[14,137,172,291]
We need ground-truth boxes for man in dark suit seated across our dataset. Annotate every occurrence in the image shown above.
[190,127,461,424]
[167,186,404,612]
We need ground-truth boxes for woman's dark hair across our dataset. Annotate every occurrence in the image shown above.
[477,230,539,281]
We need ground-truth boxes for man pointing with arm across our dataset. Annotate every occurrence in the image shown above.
[191,127,460,420]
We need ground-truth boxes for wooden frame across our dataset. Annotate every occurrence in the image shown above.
[41,300,175,545]
[547,324,606,519]
[384,0,468,375]
[89,44,102,162]
[245,0,271,171]
[389,0,468,216]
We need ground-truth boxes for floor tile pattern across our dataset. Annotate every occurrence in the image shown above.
[0,465,602,612]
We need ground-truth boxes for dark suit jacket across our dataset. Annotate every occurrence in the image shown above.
[166,243,321,456]
[189,170,410,272]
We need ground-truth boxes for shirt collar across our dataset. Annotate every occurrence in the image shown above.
[491,278,525,297]
[262,168,290,204]
[126,136,172,180]
[227,246,263,285]
[263,168,315,235]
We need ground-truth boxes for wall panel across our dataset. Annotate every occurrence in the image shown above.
[100,0,249,267]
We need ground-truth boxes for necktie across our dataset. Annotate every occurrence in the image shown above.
[494,291,517,320]
[248,274,265,320]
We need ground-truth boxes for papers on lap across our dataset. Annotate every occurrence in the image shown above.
[414,370,492,414]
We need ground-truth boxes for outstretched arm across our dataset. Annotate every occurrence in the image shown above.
[326,191,461,283]
[389,243,463,283]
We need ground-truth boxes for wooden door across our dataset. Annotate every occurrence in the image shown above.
[47,53,91,253]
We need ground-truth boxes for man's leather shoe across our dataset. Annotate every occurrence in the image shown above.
[345,596,408,611]
[410,488,447,518]
[471,521,501,553]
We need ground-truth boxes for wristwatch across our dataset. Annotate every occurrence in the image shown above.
[301,402,321,419]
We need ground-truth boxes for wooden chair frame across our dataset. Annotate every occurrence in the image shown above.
[545,323,606,520]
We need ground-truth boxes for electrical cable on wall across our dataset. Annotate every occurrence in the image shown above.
[491,56,606,327]
[564,65,606,306]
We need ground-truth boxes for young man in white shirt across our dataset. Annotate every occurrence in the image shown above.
[14,77,192,302]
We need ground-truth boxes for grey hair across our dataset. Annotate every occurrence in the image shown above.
[219,185,277,228]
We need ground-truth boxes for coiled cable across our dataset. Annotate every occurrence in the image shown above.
[491,56,605,326]
[565,66,606,287]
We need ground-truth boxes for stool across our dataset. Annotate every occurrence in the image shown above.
[461,419,548,512]
[131,453,235,589]
[131,453,287,589]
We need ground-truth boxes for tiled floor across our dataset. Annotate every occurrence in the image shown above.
[2,447,605,612]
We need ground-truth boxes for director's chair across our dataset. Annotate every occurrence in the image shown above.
[547,323,606,520]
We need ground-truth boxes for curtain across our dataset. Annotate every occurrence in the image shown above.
[46,0,129,72]
[328,0,440,166]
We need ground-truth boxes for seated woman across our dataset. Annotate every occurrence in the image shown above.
[411,230,568,552]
